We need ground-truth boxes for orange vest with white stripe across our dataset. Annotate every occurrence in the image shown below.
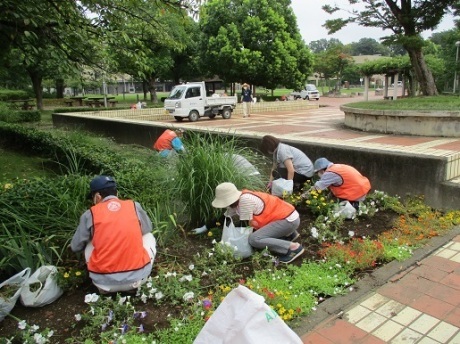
[327,164,371,201]
[153,130,176,151]
[88,199,150,274]
[242,190,295,229]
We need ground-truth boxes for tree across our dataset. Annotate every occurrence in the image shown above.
[309,38,343,53]
[199,0,313,91]
[349,38,391,56]
[322,0,458,96]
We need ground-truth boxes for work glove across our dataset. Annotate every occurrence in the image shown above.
[191,225,208,235]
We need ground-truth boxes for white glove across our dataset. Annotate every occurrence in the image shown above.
[191,225,208,235]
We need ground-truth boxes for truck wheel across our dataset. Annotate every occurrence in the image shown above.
[174,116,184,122]
[209,114,216,119]
[222,108,232,119]
[188,110,199,122]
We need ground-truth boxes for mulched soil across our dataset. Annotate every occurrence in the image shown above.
[0,209,398,342]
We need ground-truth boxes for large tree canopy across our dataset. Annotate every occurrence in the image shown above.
[322,0,458,96]
[199,0,313,90]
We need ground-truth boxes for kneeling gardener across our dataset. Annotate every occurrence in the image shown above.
[71,175,156,293]
[212,182,304,264]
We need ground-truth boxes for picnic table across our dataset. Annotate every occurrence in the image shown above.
[69,96,87,107]
[9,99,35,110]
[85,96,115,108]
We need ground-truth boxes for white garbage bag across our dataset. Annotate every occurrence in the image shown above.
[194,285,302,344]
[271,178,293,197]
[20,265,63,307]
[221,217,253,259]
[0,268,31,321]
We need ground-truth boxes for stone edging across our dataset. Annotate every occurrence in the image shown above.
[341,105,460,137]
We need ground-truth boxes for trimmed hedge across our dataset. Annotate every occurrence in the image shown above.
[0,110,41,123]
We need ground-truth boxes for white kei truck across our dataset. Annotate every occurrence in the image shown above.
[164,82,237,122]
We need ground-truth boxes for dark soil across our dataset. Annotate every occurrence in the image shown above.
[0,210,398,342]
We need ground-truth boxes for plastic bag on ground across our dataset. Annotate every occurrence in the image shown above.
[333,201,357,219]
[0,268,31,321]
[221,217,253,259]
[20,265,63,307]
[193,284,302,344]
[271,178,293,197]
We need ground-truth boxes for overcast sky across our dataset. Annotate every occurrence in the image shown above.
[290,0,456,45]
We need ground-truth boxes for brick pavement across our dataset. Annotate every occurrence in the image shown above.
[300,235,460,344]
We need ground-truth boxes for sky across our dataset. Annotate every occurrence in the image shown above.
[290,0,456,45]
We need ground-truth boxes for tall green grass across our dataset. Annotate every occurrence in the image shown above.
[172,132,268,226]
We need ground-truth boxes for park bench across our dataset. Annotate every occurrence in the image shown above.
[64,100,73,107]
[108,99,118,107]
[383,96,394,100]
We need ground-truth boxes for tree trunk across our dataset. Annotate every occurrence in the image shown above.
[28,69,43,110]
[406,47,438,96]
[148,75,158,103]
[55,79,65,98]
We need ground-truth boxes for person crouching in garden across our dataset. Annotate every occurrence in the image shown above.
[211,182,304,264]
[307,158,371,209]
[153,129,186,158]
[71,175,156,293]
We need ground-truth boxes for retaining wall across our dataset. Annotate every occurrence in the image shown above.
[52,112,460,210]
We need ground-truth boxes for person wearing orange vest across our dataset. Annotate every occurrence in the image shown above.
[310,158,371,208]
[153,129,185,157]
[71,175,156,293]
[211,182,304,264]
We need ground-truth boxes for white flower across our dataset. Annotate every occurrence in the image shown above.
[141,293,148,303]
[310,227,318,238]
[84,293,99,303]
[118,296,127,305]
[165,272,173,278]
[33,333,45,344]
[201,271,208,276]
[348,231,355,237]
[75,314,82,321]
[18,320,27,330]
[30,325,40,333]
[208,252,214,257]
[155,291,164,300]
[47,330,54,338]
[188,264,194,270]
[211,239,217,244]
[183,291,194,302]
[179,274,193,282]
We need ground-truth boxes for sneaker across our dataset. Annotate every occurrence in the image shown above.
[282,231,300,241]
[278,245,305,264]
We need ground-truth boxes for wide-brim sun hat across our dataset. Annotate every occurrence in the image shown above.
[242,83,249,87]
[314,158,333,172]
[212,182,242,208]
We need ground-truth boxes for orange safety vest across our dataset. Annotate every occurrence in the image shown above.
[242,190,295,229]
[327,164,371,201]
[88,199,150,274]
[153,130,176,151]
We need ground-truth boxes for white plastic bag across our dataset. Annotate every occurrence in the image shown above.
[0,268,31,321]
[20,265,63,307]
[333,201,357,220]
[193,285,302,344]
[221,217,253,259]
[271,178,293,197]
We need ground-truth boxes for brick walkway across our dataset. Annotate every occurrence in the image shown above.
[301,235,460,344]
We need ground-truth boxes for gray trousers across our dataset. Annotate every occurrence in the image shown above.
[248,217,300,255]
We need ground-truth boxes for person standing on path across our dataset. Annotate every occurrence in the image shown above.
[241,83,253,118]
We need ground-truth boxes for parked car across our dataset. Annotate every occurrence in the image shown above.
[290,84,320,100]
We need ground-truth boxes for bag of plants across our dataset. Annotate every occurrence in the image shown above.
[20,265,63,307]
[221,217,253,259]
[0,268,31,321]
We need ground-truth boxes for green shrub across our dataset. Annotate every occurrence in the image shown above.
[0,89,30,101]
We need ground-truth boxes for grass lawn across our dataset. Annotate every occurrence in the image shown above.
[346,94,460,110]
[0,148,54,183]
